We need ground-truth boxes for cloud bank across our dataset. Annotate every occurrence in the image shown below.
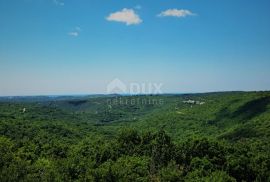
[106,8,142,25]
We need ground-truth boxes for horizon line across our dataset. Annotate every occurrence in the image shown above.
[0,90,269,98]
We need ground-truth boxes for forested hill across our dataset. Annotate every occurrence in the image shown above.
[0,91,270,181]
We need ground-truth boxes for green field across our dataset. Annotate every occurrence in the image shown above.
[0,91,270,181]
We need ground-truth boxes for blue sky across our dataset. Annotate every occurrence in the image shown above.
[0,0,270,96]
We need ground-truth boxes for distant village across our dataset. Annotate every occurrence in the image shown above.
[182,99,205,105]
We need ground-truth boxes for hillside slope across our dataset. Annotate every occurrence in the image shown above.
[0,91,270,181]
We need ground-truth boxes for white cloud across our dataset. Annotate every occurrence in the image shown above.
[68,26,81,37]
[68,32,79,37]
[53,0,64,6]
[106,8,142,25]
[158,9,196,18]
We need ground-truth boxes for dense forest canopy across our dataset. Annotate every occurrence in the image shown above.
[0,91,270,181]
